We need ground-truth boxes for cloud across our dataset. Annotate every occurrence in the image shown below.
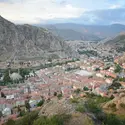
[110,4,122,9]
[75,8,125,25]
[109,0,125,9]
[0,0,85,24]
[0,0,125,25]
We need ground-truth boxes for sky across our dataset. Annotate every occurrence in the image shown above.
[0,0,125,25]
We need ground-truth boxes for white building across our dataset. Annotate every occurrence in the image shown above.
[2,108,11,116]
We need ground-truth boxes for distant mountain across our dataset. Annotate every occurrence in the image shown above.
[44,26,100,41]
[40,23,125,41]
[0,16,76,61]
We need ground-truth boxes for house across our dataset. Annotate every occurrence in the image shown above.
[122,65,125,70]
[93,87,107,97]
[92,65,100,71]
[61,87,71,98]
[100,70,117,79]
[121,63,125,70]
[0,101,6,112]
[119,82,125,88]
[108,67,115,72]
[8,114,18,120]
[118,72,125,78]
[29,96,42,108]
[96,73,104,78]
[80,66,86,70]
[114,58,119,64]
[6,95,14,100]
[108,72,117,79]
[0,98,13,113]
[2,107,12,116]
[105,78,113,84]
[29,100,38,108]
[15,99,26,107]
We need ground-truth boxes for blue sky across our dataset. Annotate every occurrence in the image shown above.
[0,0,125,25]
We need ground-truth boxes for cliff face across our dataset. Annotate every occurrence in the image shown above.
[0,16,76,61]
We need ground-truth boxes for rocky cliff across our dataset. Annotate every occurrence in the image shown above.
[0,16,76,61]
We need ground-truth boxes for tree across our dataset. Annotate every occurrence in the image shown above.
[57,93,62,99]
[108,82,121,90]
[15,111,38,125]
[103,114,122,125]
[37,100,44,107]
[33,70,36,76]
[95,68,100,71]
[114,64,122,73]
[25,100,31,112]
[54,92,57,96]
[74,88,81,94]
[1,92,6,98]
[3,69,12,84]
[17,105,21,116]
[48,58,52,62]
[19,68,30,79]
[0,111,2,119]
[83,86,89,91]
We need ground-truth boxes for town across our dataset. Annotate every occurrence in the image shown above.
[0,55,125,124]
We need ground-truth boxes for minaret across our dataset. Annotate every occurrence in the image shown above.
[18,68,20,74]
[9,69,11,77]
[92,83,95,91]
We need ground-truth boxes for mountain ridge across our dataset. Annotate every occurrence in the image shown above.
[0,16,76,61]
[40,23,125,40]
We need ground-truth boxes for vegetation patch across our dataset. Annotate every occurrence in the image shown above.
[70,98,79,103]
[5,113,71,125]
[76,104,86,113]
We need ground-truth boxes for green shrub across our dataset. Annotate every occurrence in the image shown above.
[76,104,86,113]
[57,93,62,99]
[54,92,57,96]
[103,114,123,125]
[3,69,12,85]
[74,88,81,94]
[114,64,122,73]
[16,111,39,125]
[119,78,125,82]
[33,114,71,125]
[94,96,111,104]
[83,86,89,91]
[86,93,95,98]
[19,110,26,117]
[86,100,101,114]
[108,82,121,90]
[37,100,44,107]
[70,98,79,103]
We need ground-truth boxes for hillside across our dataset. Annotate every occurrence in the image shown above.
[4,93,125,125]
[0,16,76,61]
[106,34,125,44]
[104,34,125,53]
